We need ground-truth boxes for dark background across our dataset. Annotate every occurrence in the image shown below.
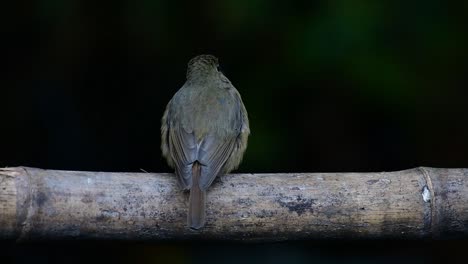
[1,0,468,263]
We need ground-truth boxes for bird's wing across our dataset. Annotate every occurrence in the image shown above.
[222,89,250,172]
[197,87,249,190]
[168,125,197,189]
[198,134,237,190]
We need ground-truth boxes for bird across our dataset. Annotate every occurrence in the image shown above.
[161,54,250,229]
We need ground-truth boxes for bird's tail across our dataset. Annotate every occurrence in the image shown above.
[188,161,206,229]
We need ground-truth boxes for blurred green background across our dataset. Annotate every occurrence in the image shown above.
[1,0,468,263]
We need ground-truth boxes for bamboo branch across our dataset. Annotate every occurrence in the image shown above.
[1,167,467,241]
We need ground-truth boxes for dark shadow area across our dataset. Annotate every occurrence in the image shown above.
[1,240,467,264]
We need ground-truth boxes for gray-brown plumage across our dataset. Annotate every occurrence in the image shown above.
[161,55,250,229]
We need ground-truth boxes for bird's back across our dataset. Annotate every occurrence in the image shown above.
[171,81,241,142]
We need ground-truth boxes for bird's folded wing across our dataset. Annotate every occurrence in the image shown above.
[198,135,236,190]
[169,126,197,189]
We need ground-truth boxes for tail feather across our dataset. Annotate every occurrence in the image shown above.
[188,162,206,229]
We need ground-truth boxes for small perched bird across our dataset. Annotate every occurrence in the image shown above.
[161,55,250,229]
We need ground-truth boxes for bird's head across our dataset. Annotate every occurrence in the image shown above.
[186,54,220,81]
